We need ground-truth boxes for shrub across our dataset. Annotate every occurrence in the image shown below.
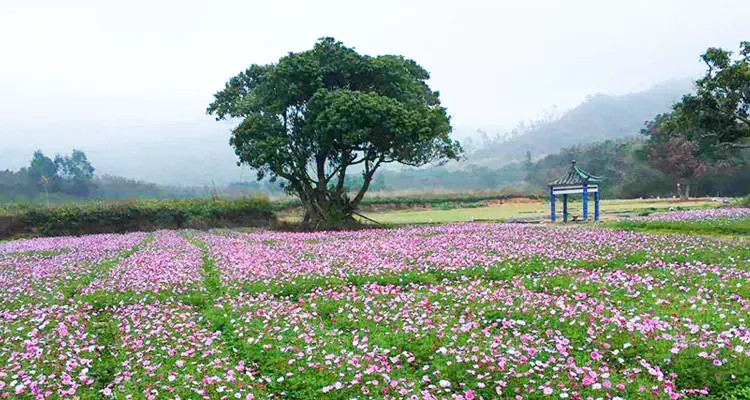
[0,197,276,238]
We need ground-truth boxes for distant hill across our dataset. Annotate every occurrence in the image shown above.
[463,79,694,167]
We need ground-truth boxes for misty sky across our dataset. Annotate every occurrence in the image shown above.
[1,0,748,179]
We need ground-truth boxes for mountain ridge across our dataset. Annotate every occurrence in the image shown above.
[459,78,694,168]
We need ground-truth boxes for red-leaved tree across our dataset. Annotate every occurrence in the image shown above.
[642,119,730,199]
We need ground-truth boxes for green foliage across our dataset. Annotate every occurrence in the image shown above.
[641,115,732,198]
[605,217,750,237]
[3,150,99,201]
[0,197,275,238]
[207,37,461,226]
[55,149,94,182]
[664,41,750,157]
[721,386,750,400]
[28,150,59,184]
[639,41,750,198]
[528,139,672,198]
[88,313,121,392]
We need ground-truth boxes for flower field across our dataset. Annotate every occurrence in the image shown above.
[1,221,749,399]
[643,208,750,222]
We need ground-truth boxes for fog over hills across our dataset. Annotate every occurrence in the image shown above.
[457,79,694,168]
[3,0,748,189]
[1,119,244,186]
[1,79,693,186]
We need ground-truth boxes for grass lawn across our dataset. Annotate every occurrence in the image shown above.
[605,213,750,237]
[361,198,721,225]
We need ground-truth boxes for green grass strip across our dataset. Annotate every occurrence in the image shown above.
[605,218,750,237]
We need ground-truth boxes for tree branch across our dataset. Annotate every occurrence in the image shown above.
[735,113,750,127]
[350,158,383,209]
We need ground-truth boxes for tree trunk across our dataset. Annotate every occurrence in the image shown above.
[298,189,355,229]
[350,160,382,210]
[679,181,690,201]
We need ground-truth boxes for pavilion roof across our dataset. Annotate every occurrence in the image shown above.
[548,161,602,186]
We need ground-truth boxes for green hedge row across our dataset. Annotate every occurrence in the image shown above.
[0,197,276,238]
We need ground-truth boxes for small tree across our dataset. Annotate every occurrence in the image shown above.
[55,149,96,197]
[208,38,461,227]
[55,150,95,181]
[28,151,58,187]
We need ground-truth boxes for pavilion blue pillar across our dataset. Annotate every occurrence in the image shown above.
[549,186,556,222]
[582,183,589,221]
[563,194,568,222]
[594,190,600,222]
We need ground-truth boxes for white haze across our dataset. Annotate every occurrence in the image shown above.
[0,0,748,184]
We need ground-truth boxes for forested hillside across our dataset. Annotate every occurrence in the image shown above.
[381,138,750,198]
[464,79,693,167]
[378,80,697,193]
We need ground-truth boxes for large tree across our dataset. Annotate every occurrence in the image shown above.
[662,41,750,157]
[208,38,461,227]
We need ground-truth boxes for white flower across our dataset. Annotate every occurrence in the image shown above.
[439,380,451,388]
[735,345,744,353]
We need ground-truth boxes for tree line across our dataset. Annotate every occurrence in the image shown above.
[0,150,227,203]
[1,150,95,202]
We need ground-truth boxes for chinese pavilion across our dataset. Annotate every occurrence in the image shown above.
[548,160,602,222]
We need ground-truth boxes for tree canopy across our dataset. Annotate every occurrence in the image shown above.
[641,41,749,197]
[55,150,95,182]
[207,37,461,226]
[651,42,750,156]
[28,151,59,184]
